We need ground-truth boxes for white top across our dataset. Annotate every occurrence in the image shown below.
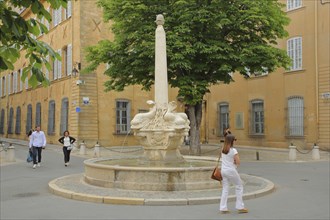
[63,137,71,147]
[29,131,46,148]
[221,147,238,170]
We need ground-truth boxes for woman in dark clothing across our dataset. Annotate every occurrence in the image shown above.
[58,130,76,166]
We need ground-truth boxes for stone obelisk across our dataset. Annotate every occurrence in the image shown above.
[155,14,168,108]
[131,14,190,162]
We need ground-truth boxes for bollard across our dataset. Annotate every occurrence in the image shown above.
[256,151,260,161]
[79,141,86,155]
[289,143,297,161]
[0,142,6,159]
[94,142,100,158]
[6,143,16,162]
[312,143,320,160]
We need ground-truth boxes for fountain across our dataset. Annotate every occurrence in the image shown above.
[48,15,275,205]
[83,15,220,192]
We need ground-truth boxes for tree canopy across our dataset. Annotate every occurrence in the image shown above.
[85,0,291,154]
[0,0,67,87]
[85,0,291,105]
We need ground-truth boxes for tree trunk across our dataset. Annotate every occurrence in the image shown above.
[187,102,203,155]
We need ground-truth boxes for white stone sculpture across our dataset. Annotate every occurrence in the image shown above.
[131,15,190,162]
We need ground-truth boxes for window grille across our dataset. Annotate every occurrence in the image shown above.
[60,98,69,135]
[7,108,14,134]
[218,103,229,136]
[26,104,32,134]
[116,100,131,134]
[287,0,302,11]
[287,37,302,71]
[66,44,72,76]
[0,109,5,134]
[287,96,304,136]
[250,100,264,134]
[48,101,56,135]
[36,103,41,127]
[15,107,21,134]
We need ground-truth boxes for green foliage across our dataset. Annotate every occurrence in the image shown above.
[0,0,67,88]
[85,0,291,105]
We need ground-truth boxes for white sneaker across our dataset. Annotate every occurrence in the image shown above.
[37,163,41,167]
[33,164,37,169]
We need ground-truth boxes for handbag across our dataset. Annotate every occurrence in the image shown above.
[67,144,74,151]
[211,167,222,181]
[211,152,222,181]
[26,150,33,163]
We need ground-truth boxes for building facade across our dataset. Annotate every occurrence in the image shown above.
[0,0,329,150]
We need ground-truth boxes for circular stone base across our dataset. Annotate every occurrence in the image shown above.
[48,173,275,205]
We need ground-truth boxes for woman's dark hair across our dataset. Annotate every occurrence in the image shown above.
[27,129,33,137]
[222,134,236,154]
[63,130,70,136]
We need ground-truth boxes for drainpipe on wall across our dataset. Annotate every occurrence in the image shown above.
[314,0,319,142]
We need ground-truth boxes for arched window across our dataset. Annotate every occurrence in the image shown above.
[26,104,33,134]
[36,103,41,127]
[7,107,14,134]
[15,107,21,134]
[60,98,69,134]
[48,100,56,135]
[0,109,5,134]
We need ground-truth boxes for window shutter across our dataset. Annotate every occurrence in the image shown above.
[67,44,72,75]
[14,71,17,93]
[53,59,58,80]
[46,7,50,30]
[57,49,62,78]
[7,74,11,95]
[45,55,49,79]
[67,1,72,18]
[53,8,56,27]
[57,7,62,24]
[127,102,131,133]
[19,69,23,92]
[25,73,28,89]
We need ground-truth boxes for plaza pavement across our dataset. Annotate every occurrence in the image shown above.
[0,137,329,220]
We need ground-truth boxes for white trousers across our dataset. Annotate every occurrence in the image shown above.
[219,168,245,211]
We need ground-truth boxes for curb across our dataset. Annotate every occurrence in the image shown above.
[48,173,275,206]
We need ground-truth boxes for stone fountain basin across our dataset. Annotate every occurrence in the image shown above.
[84,155,221,191]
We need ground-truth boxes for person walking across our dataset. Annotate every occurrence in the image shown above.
[58,130,76,167]
[219,134,248,214]
[29,126,47,169]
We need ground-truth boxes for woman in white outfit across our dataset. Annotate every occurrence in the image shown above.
[219,133,248,214]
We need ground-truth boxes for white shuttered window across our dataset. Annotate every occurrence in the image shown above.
[287,37,302,71]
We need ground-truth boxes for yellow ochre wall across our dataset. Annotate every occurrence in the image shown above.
[0,0,329,150]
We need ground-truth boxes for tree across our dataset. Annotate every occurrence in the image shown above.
[0,0,67,87]
[84,0,291,155]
